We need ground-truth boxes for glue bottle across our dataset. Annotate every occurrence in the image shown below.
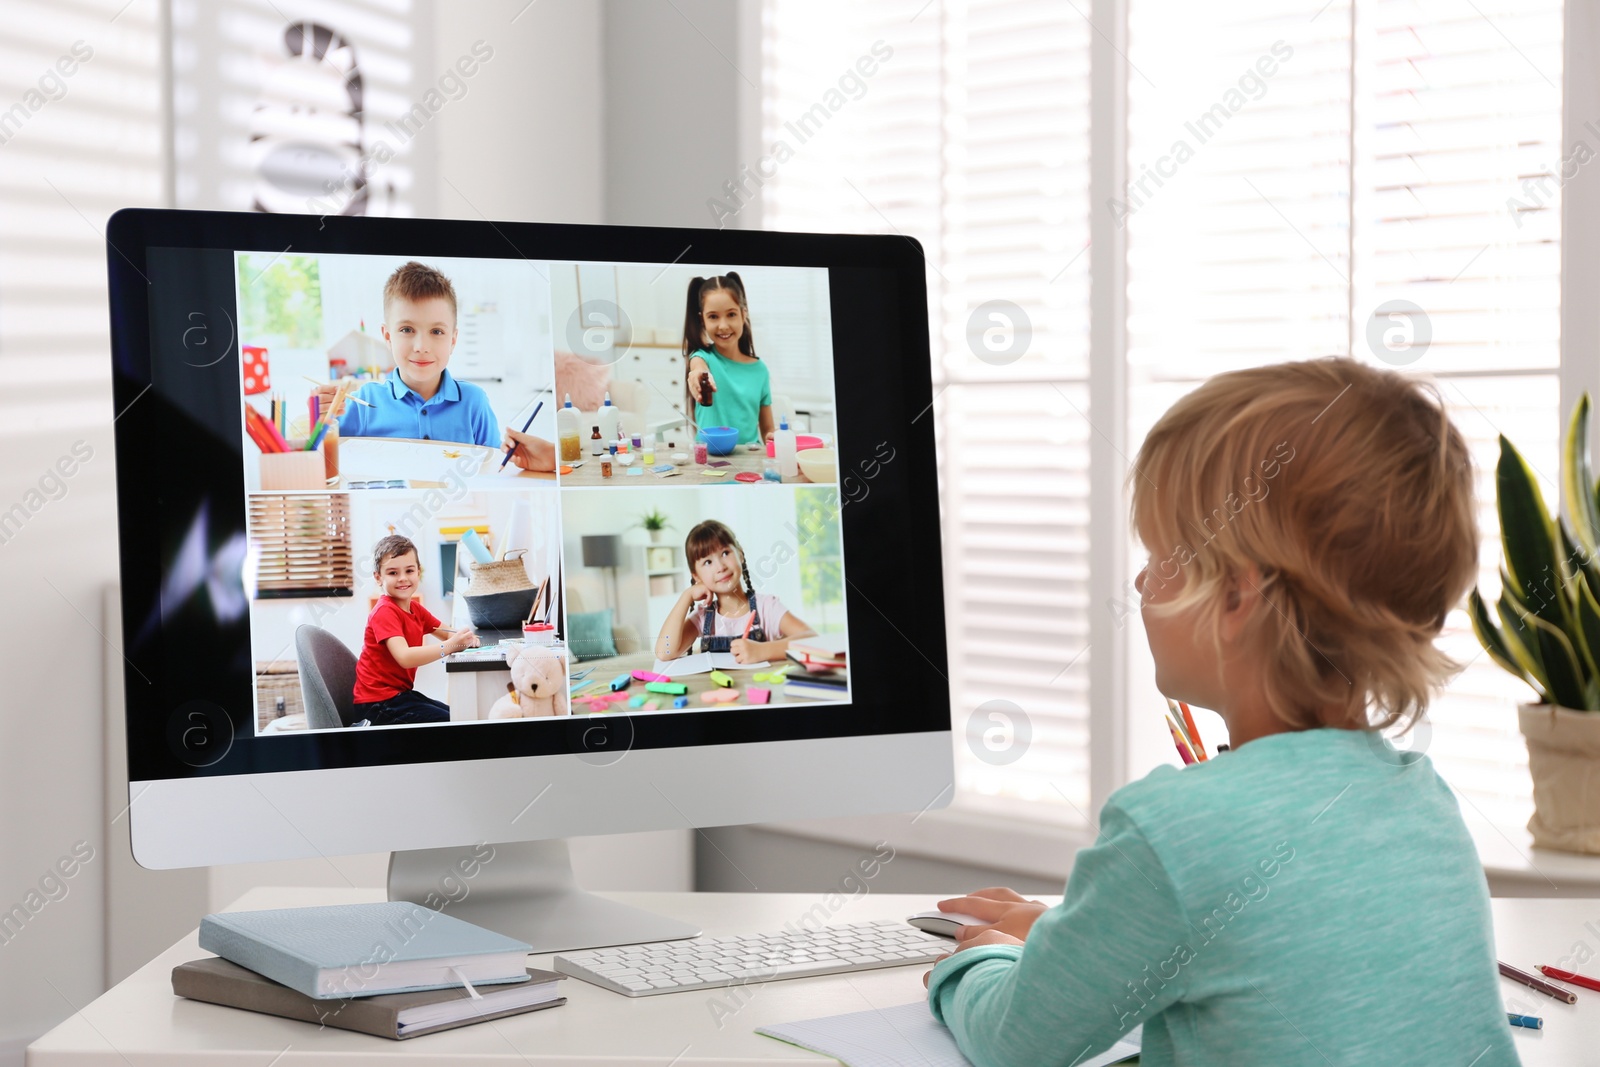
[594,391,619,444]
[557,393,581,462]
[775,416,798,480]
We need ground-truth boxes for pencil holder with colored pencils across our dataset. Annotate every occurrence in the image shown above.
[259,439,328,490]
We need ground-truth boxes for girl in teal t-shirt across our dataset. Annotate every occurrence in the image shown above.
[682,272,774,445]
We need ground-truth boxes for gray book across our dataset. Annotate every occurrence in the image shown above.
[173,957,565,1040]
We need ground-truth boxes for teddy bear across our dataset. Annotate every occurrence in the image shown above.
[487,644,570,718]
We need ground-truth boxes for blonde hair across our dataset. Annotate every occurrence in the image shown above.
[1130,358,1477,732]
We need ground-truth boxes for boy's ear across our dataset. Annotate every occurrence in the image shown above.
[1218,564,1265,644]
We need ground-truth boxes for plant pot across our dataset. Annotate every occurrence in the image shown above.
[1518,703,1600,854]
[648,529,662,543]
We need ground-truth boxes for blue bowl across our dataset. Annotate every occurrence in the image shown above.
[697,426,739,456]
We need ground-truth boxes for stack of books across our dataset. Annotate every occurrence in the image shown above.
[172,902,564,1040]
[786,636,849,700]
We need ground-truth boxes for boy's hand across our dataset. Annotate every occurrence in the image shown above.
[503,428,556,472]
[923,928,1027,989]
[939,887,1049,944]
[313,382,346,417]
[443,628,479,653]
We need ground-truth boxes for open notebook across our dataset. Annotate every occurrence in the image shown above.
[651,653,770,675]
[757,1001,1140,1067]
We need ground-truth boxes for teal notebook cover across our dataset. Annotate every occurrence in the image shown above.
[199,902,533,1000]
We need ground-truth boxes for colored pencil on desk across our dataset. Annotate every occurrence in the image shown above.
[1499,961,1577,1004]
[1179,701,1207,760]
[1538,965,1600,993]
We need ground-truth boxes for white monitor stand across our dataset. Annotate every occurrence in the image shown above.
[387,839,700,952]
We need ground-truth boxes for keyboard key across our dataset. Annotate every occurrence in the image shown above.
[728,958,852,980]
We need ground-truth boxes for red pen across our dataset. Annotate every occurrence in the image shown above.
[1538,965,1600,993]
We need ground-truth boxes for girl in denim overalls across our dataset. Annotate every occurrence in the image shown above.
[653,519,816,666]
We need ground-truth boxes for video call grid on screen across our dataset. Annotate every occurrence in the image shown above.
[233,250,853,737]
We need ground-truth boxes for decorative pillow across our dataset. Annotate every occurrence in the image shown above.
[567,608,619,661]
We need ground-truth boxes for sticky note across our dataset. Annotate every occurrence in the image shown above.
[746,687,770,704]
[646,681,688,695]
[700,469,726,477]
[627,695,646,708]
[709,460,731,468]
[673,696,689,708]
[709,670,733,688]
[642,700,659,711]
[700,689,740,704]
[651,463,675,474]
[609,674,632,692]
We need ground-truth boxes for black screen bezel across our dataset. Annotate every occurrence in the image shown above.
[106,209,948,782]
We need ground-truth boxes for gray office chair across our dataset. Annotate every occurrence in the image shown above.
[294,624,360,729]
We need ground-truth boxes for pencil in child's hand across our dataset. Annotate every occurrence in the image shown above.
[1179,701,1207,760]
[1165,715,1196,765]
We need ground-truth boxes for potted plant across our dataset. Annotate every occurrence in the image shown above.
[1469,393,1600,854]
[637,509,672,544]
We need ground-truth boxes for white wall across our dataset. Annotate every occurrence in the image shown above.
[2,2,622,1062]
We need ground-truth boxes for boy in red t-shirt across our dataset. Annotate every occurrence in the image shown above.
[350,534,477,726]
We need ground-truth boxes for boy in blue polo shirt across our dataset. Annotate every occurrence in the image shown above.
[317,261,497,447]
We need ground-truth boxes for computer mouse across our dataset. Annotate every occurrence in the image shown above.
[906,911,989,938]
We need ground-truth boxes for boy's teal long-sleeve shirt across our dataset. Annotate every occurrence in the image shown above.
[927,729,1519,1067]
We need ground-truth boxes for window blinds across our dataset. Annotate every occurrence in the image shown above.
[761,0,1095,816]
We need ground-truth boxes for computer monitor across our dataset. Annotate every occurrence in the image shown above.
[106,209,951,951]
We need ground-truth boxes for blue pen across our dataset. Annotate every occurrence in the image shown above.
[1507,1012,1542,1029]
[500,397,546,470]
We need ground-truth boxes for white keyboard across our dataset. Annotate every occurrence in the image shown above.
[553,919,951,996]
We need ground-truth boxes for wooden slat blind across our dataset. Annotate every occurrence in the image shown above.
[249,492,355,598]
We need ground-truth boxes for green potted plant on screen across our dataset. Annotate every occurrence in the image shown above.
[1468,393,1600,854]
[637,509,672,544]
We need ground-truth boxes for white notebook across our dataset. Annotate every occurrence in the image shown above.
[757,1001,1140,1067]
[651,653,770,676]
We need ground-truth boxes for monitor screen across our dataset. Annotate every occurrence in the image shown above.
[108,211,948,789]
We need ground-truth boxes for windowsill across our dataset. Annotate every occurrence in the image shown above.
[755,805,1094,884]
[1465,819,1600,896]
[760,803,1600,898]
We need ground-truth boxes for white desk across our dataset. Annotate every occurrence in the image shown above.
[28,890,1596,1065]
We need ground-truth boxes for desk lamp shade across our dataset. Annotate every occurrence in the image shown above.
[581,535,621,569]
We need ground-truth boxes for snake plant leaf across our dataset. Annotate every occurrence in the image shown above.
[1496,576,1548,696]
[1497,434,1568,631]
[1524,611,1588,709]
[1558,517,1600,613]
[1468,587,1530,685]
[1563,393,1600,555]
[1576,578,1600,695]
